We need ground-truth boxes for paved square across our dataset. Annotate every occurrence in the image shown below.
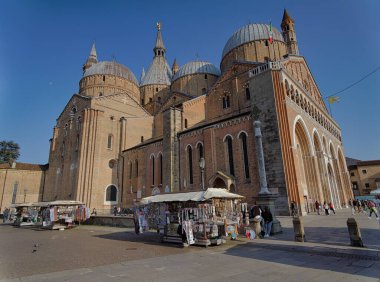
[1,209,379,281]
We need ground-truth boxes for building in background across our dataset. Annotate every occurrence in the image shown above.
[348,159,380,196]
[0,10,353,215]
[0,162,48,212]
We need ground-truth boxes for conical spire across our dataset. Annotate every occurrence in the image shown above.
[282,9,294,25]
[140,67,145,82]
[83,43,98,75]
[89,43,97,60]
[153,22,166,57]
[172,59,179,75]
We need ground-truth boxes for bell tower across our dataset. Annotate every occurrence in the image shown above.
[281,9,299,55]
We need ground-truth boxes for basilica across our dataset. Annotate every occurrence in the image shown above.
[0,10,353,215]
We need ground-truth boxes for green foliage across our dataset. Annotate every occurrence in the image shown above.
[0,140,20,164]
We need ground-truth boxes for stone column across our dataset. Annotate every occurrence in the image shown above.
[254,121,270,195]
[252,120,282,234]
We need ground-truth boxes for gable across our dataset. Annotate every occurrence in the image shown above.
[282,56,327,111]
[56,94,90,126]
[92,92,151,117]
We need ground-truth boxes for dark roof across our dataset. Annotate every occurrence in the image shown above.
[345,157,361,167]
[0,162,48,171]
[356,160,380,166]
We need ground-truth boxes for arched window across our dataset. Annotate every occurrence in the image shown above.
[76,117,81,131]
[239,132,250,179]
[159,154,163,185]
[204,74,208,79]
[151,155,155,186]
[225,136,235,176]
[135,159,139,177]
[222,95,230,109]
[105,185,117,202]
[129,162,133,179]
[184,119,188,129]
[187,146,193,185]
[197,143,204,159]
[245,87,251,100]
[107,134,113,149]
[64,124,68,136]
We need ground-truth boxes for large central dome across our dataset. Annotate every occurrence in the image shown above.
[222,23,284,59]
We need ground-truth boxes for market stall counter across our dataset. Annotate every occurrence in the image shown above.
[41,200,90,230]
[139,188,246,247]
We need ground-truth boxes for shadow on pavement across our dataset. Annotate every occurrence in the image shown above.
[93,230,186,249]
[223,240,380,279]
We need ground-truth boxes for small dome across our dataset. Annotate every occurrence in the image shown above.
[173,61,221,81]
[222,23,284,59]
[84,61,138,85]
[140,56,172,86]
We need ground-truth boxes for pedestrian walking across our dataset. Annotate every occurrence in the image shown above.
[323,201,329,215]
[329,202,336,214]
[315,201,320,215]
[290,201,298,217]
[368,201,379,219]
[349,199,355,215]
[2,208,9,223]
[262,206,273,238]
[113,206,117,216]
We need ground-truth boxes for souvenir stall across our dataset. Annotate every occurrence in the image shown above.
[140,188,245,247]
[41,200,90,230]
[11,202,49,227]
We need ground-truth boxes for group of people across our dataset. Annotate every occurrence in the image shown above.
[349,199,378,218]
[314,201,336,216]
[250,205,273,238]
[2,207,11,223]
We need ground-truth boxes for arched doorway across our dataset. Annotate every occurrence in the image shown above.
[213,177,226,188]
[313,132,328,202]
[294,119,317,214]
[327,163,340,207]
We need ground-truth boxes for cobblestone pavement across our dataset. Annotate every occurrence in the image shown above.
[0,208,379,281]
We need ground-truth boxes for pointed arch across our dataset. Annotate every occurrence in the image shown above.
[224,135,235,176]
[186,145,193,185]
[293,116,319,214]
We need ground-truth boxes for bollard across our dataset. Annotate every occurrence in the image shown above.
[347,218,363,247]
[292,216,305,242]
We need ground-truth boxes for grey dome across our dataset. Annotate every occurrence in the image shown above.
[222,23,284,58]
[173,61,221,81]
[140,56,172,86]
[84,61,138,85]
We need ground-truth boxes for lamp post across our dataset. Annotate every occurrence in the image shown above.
[199,157,205,191]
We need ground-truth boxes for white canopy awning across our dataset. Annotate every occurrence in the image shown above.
[370,188,380,195]
[48,200,84,206]
[140,188,244,205]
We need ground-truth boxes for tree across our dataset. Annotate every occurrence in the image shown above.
[0,141,20,164]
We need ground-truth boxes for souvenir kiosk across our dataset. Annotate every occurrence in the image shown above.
[11,202,49,227]
[41,200,89,230]
[140,188,245,247]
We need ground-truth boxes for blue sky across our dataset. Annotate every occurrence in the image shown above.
[1,0,379,164]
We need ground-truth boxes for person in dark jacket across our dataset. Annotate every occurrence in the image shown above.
[262,206,273,238]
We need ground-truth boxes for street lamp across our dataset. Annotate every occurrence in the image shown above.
[199,157,205,191]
